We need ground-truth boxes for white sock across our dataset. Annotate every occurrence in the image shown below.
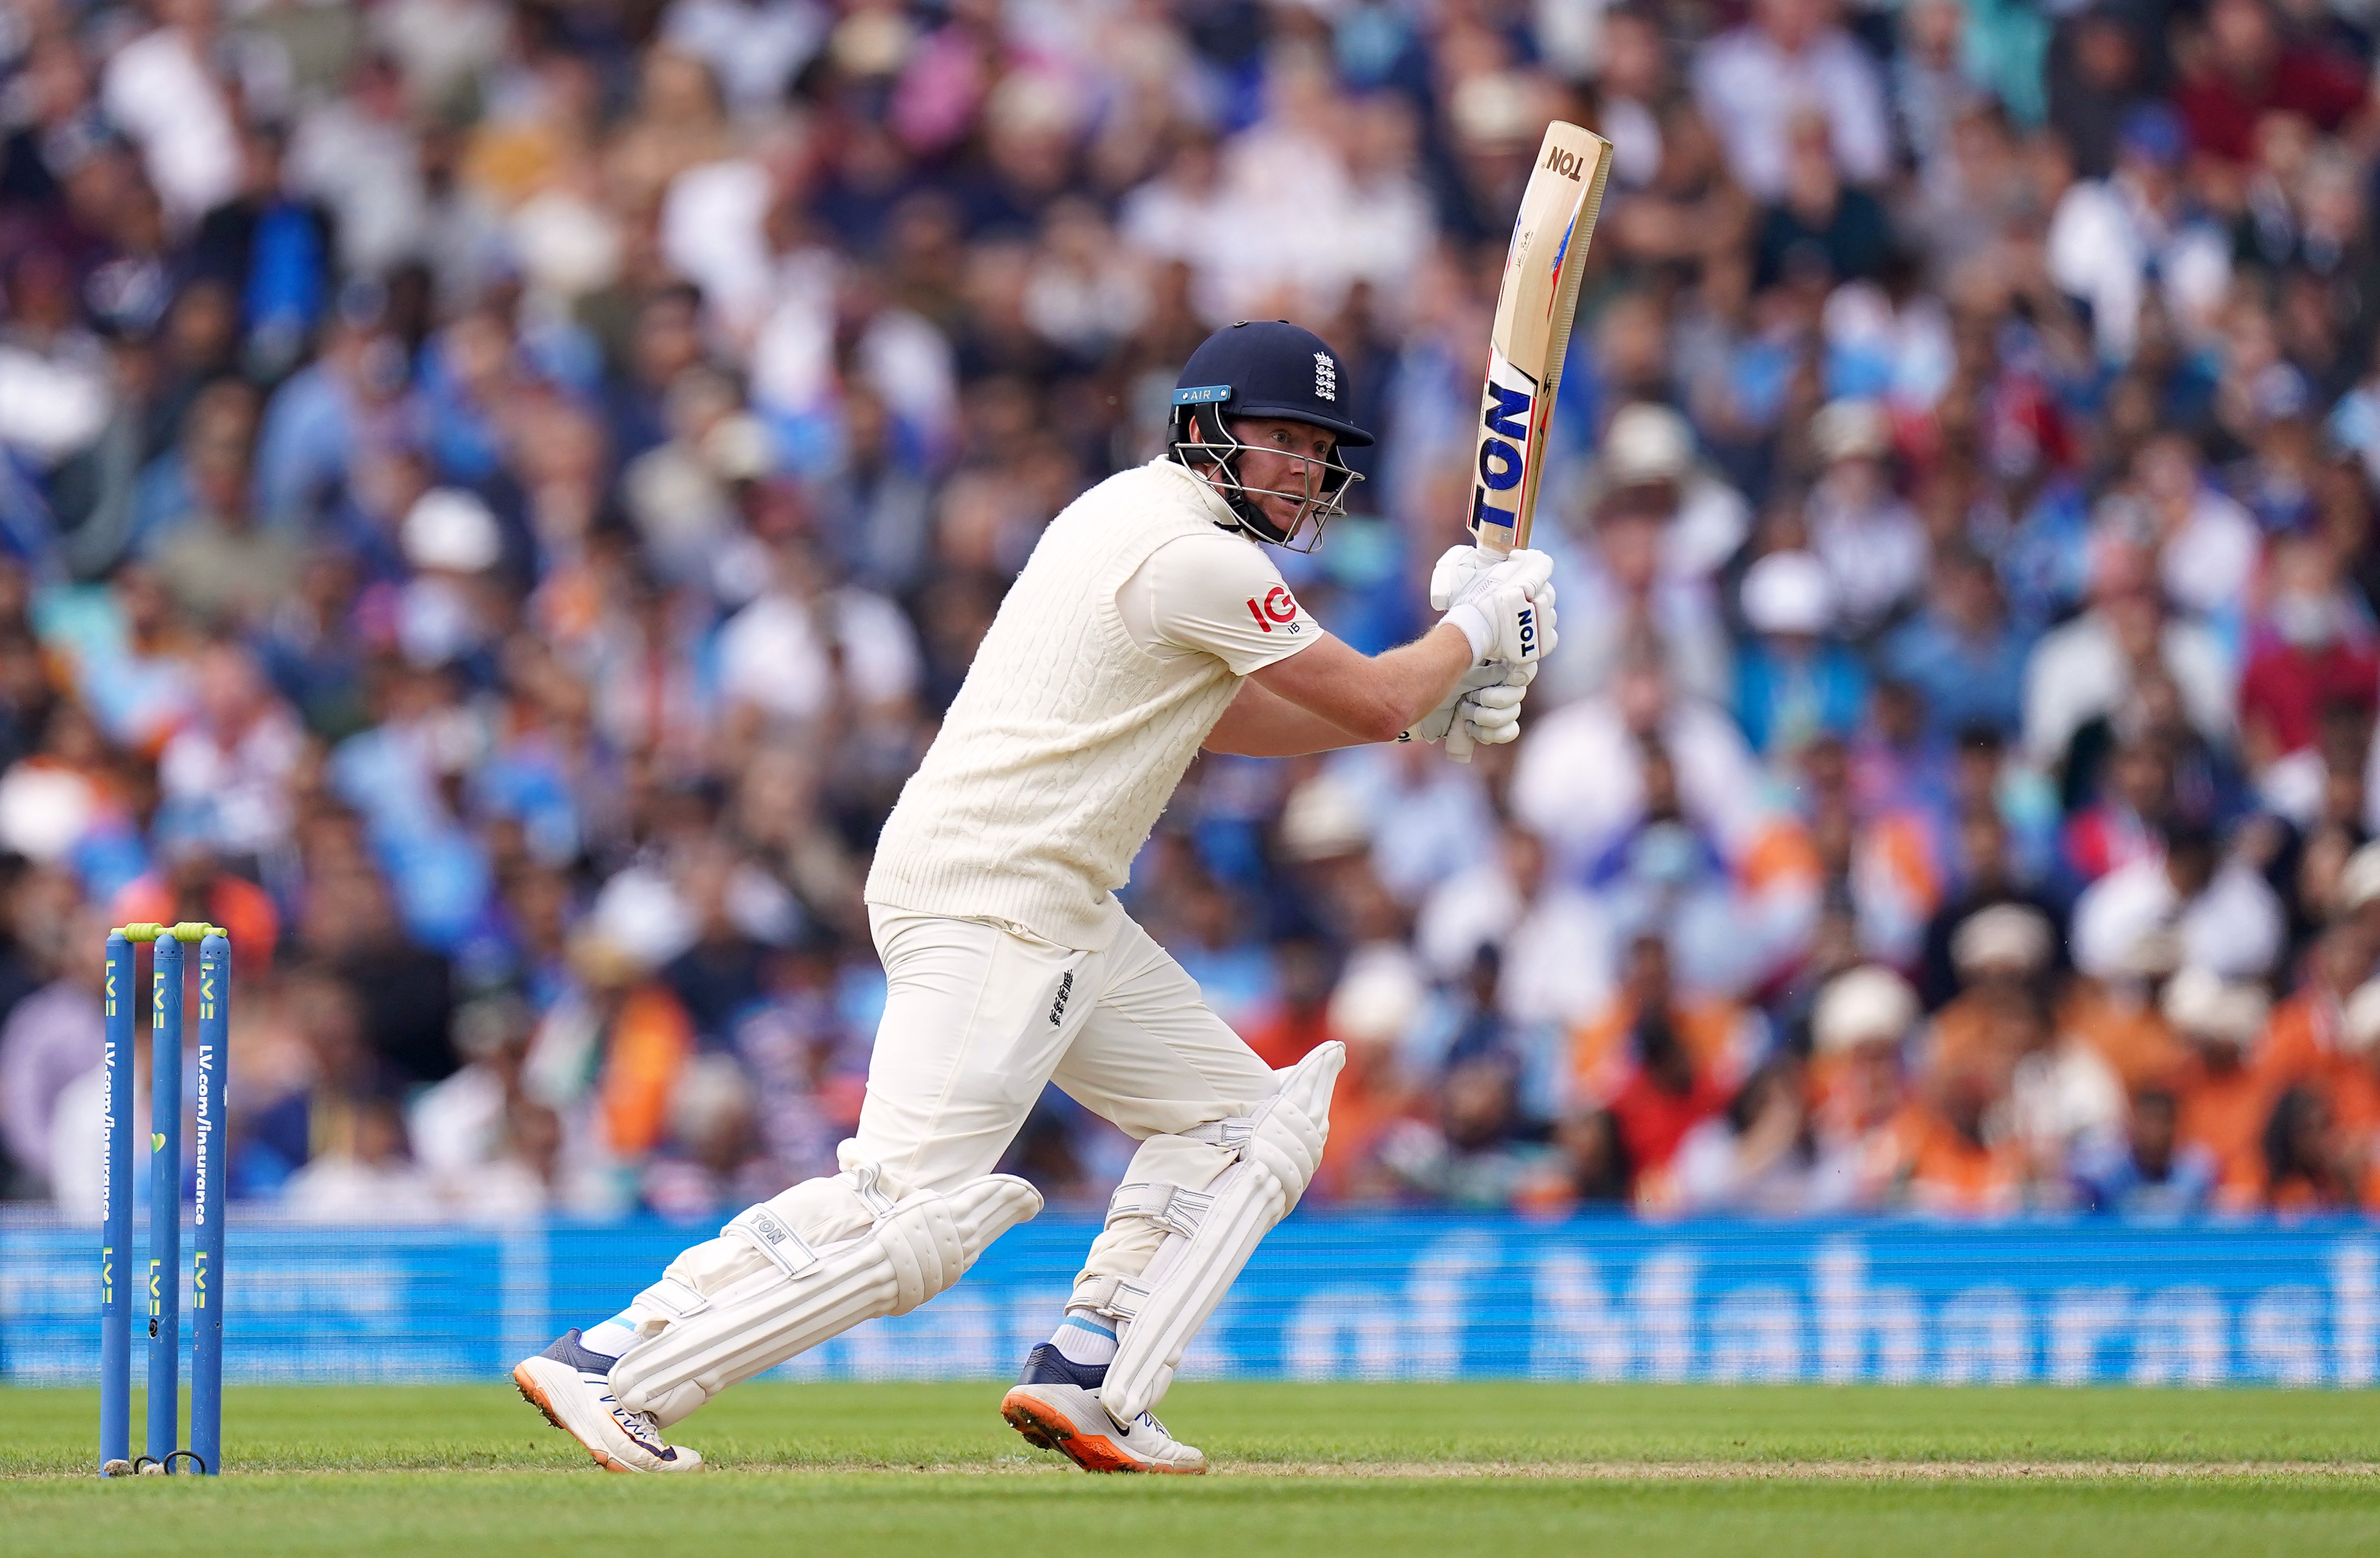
[1050,1312,1118,1367]
[579,1313,641,1361]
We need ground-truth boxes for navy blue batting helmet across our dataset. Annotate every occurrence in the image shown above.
[1168,322,1370,549]
[1172,321,1374,447]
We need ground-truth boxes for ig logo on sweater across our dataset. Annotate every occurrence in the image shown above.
[1244,587,1301,633]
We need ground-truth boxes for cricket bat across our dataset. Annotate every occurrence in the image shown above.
[1447,119,1612,760]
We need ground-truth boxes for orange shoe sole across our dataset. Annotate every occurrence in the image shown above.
[1000,1388,1203,1475]
[514,1361,635,1474]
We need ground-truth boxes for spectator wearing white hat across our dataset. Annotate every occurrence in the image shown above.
[1733,549,1869,758]
[1540,465,1734,709]
[1804,964,1918,1206]
[397,487,505,668]
[1305,956,1428,1203]
[1923,901,2057,1076]
[1584,401,1754,584]
[1917,817,2067,1008]
[1804,398,1926,637]
[2161,966,2277,1205]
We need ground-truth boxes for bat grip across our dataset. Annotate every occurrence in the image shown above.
[1445,538,1509,763]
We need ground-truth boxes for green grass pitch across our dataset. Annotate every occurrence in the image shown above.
[4,1382,2376,1557]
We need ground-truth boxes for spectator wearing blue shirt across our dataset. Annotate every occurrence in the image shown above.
[1881,544,2031,738]
[1734,549,1869,758]
[2071,1088,2217,1215]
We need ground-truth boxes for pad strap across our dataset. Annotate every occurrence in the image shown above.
[1071,1273,1152,1322]
[1183,1117,1252,1152]
[1105,1181,1216,1239]
[725,1203,821,1279]
[845,1162,899,1218]
[635,1275,711,1320]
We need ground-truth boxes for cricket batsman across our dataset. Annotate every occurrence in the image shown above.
[512,321,1558,1474]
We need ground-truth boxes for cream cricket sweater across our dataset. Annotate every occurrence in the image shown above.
[866,459,1264,949]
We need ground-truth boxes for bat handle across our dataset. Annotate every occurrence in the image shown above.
[1447,537,1512,763]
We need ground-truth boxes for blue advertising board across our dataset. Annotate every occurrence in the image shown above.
[3,1212,2374,1386]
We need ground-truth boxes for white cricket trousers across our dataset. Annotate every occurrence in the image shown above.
[624,900,1280,1341]
[856,903,1279,1292]
[856,903,1276,1185]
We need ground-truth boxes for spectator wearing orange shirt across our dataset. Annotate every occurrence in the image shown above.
[2162,967,2277,1206]
[1239,931,1337,1070]
[2258,921,2369,1094]
[1891,1060,2027,1216]
[1925,902,2055,1078]
[522,932,696,1184]
[1570,933,1761,1111]
[2057,973,2188,1098]
[107,823,280,977]
[1795,733,1940,969]
[2328,981,2380,1205]
[1302,958,1428,1203]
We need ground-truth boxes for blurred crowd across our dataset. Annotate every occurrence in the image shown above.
[7,0,2380,1225]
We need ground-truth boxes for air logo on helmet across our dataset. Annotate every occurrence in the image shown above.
[1313,353,1338,403]
[1244,586,1302,633]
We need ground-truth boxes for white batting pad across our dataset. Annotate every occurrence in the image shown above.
[611,1166,1042,1426]
[1091,1041,1342,1421]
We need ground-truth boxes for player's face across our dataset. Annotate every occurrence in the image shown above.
[1229,417,1340,540]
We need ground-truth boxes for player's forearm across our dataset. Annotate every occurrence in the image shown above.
[1240,625,1475,748]
[1204,678,1375,755]
[1371,622,1482,731]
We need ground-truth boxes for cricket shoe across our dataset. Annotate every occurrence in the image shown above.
[513,1328,705,1473]
[1000,1343,1207,1474]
